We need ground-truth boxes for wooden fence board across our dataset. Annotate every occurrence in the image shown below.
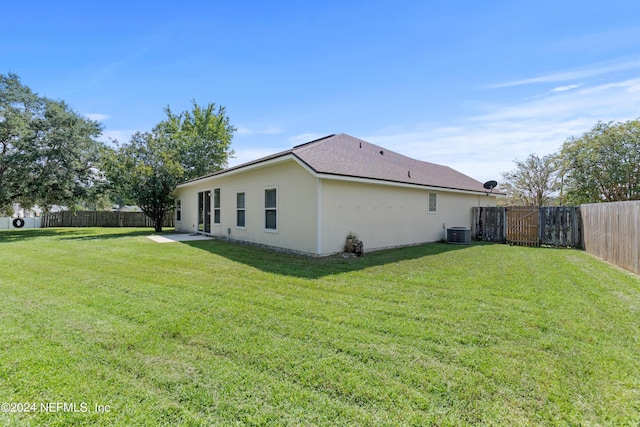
[471,207,506,243]
[539,206,582,247]
[41,211,174,228]
[581,201,640,275]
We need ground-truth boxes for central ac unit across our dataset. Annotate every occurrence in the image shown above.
[447,227,471,244]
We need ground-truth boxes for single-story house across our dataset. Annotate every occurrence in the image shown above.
[173,133,502,256]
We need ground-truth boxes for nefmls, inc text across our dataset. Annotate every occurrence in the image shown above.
[1,402,111,413]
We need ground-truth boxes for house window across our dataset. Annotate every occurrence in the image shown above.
[213,188,221,225]
[236,192,246,228]
[176,199,181,222]
[428,192,437,213]
[264,188,277,231]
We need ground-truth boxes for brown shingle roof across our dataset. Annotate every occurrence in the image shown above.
[292,134,490,193]
[179,133,496,194]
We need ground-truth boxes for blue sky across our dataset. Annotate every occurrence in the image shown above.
[3,0,640,183]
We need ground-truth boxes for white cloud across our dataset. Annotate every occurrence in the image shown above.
[551,84,582,92]
[488,57,640,88]
[365,77,640,184]
[477,78,640,122]
[99,129,137,144]
[236,125,284,136]
[85,113,110,121]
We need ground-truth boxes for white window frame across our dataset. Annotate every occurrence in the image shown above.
[175,199,182,222]
[236,191,246,229]
[264,186,278,233]
[213,187,221,226]
[428,192,437,214]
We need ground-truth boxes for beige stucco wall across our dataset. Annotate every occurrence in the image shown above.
[174,158,319,255]
[174,158,498,256]
[318,178,497,255]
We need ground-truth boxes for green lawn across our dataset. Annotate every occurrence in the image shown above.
[0,228,639,426]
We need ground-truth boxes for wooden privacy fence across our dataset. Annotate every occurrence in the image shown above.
[41,211,174,228]
[471,206,582,248]
[506,206,539,247]
[471,206,506,243]
[581,201,640,275]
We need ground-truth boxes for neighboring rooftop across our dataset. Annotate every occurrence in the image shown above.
[179,133,499,194]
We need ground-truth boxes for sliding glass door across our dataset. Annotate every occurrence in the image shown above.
[197,190,211,233]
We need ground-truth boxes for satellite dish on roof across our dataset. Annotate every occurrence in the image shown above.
[483,180,498,194]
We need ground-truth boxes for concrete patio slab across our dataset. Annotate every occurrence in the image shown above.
[146,233,213,243]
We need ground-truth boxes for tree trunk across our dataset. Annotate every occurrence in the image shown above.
[154,213,163,232]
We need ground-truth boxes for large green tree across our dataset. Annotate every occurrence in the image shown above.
[106,101,236,231]
[559,119,640,204]
[156,100,235,180]
[500,153,559,206]
[0,73,104,213]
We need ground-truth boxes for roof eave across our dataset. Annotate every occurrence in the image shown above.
[316,172,503,196]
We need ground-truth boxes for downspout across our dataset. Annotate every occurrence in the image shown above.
[316,178,323,255]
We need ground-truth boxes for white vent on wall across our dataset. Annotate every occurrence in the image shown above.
[447,227,471,245]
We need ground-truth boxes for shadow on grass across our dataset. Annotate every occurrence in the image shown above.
[0,228,481,279]
[183,238,478,279]
[0,227,162,243]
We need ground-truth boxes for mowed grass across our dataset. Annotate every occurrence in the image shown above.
[0,228,639,426]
